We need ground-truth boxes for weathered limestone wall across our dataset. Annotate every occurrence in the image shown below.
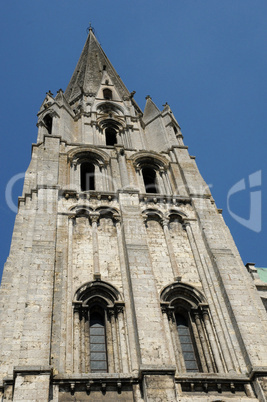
[72,216,94,289]
[145,219,174,291]
[119,192,173,367]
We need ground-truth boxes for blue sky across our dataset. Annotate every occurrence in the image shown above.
[0,1,266,277]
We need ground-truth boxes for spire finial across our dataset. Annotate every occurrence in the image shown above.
[86,22,94,35]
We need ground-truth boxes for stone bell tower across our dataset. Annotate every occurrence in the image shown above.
[0,28,267,401]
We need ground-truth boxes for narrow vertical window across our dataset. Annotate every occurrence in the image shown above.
[103,88,112,100]
[81,162,95,191]
[44,114,53,134]
[89,311,107,373]
[176,313,199,372]
[142,167,157,193]
[105,127,117,146]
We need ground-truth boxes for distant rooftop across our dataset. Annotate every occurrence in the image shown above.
[256,267,267,283]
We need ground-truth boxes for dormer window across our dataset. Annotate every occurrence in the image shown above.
[103,88,112,100]
[105,127,117,146]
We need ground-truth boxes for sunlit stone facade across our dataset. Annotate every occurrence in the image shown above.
[0,29,267,401]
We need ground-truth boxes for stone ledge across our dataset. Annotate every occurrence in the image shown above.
[249,367,267,380]
[13,366,53,376]
[140,365,176,376]
[53,373,137,386]
[175,372,250,382]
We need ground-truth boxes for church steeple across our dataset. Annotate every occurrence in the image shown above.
[1,28,267,402]
[65,29,130,104]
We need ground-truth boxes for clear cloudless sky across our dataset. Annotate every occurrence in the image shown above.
[0,1,266,279]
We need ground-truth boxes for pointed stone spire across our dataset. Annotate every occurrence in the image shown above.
[65,29,130,104]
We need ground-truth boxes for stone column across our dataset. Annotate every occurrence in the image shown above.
[202,307,224,373]
[66,216,74,372]
[136,167,145,192]
[116,304,129,373]
[116,147,129,189]
[189,312,208,373]
[105,311,115,373]
[80,309,86,373]
[85,309,90,372]
[160,167,171,194]
[114,216,139,373]
[90,213,100,279]
[161,218,181,279]
[156,170,165,194]
[109,309,120,372]
[98,163,106,192]
[73,308,81,373]
[193,310,214,372]
[161,304,179,371]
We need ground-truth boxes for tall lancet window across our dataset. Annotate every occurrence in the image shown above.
[175,313,199,372]
[89,309,108,373]
[81,162,95,191]
[142,167,158,193]
[43,114,53,134]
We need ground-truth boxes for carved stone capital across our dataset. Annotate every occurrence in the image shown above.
[90,213,100,224]
[113,213,121,224]
[161,217,169,228]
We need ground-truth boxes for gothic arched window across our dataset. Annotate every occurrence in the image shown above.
[132,153,173,195]
[103,88,112,100]
[69,148,110,193]
[142,167,158,193]
[105,127,117,146]
[80,162,95,191]
[73,281,129,374]
[161,282,222,373]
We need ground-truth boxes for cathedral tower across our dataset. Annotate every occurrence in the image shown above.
[0,28,267,401]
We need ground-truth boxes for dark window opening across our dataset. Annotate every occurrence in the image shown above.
[105,127,117,146]
[103,88,112,100]
[44,114,53,134]
[142,167,158,193]
[173,126,178,135]
[81,162,95,191]
[176,314,199,372]
[90,311,107,373]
